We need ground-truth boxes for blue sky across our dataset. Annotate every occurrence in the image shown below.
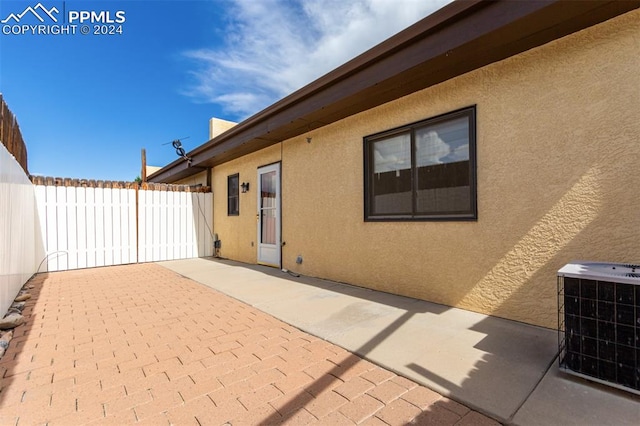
[0,0,450,181]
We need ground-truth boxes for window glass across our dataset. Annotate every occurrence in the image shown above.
[260,171,277,244]
[415,116,470,214]
[371,133,411,215]
[364,106,476,221]
[227,174,239,215]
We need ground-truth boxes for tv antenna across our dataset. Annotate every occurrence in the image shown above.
[162,136,192,165]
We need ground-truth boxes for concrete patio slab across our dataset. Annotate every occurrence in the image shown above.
[325,307,558,420]
[512,364,640,426]
[159,258,562,423]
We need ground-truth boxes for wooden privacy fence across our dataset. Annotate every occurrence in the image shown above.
[0,94,28,175]
[31,177,213,272]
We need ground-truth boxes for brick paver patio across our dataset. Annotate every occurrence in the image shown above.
[0,263,499,425]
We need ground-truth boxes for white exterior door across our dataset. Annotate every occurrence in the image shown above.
[257,163,281,267]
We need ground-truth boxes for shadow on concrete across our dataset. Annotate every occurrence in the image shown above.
[200,256,447,314]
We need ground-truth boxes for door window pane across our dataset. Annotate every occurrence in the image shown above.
[261,208,276,244]
[260,171,276,208]
[260,170,277,244]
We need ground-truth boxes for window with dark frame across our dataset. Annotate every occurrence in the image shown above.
[227,174,239,216]
[364,106,477,221]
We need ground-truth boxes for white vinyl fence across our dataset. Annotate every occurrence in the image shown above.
[138,188,213,263]
[33,179,213,272]
[0,143,44,316]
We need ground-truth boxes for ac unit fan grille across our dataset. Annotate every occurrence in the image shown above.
[559,275,640,395]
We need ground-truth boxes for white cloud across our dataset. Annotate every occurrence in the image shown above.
[182,0,453,119]
[416,130,451,166]
[373,133,411,173]
[450,143,469,162]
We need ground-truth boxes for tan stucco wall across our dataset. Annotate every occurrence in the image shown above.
[145,166,162,180]
[212,144,282,264]
[211,10,640,328]
[210,117,237,139]
[174,170,209,187]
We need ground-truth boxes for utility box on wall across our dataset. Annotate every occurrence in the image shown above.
[558,261,640,395]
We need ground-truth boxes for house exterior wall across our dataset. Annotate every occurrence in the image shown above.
[211,10,640,328]
[174,170,209,187]
[210,117,237,139]
[213,144,282,264]
[145,166,162,180]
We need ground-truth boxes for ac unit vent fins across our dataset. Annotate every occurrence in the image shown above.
[558,261,640,396]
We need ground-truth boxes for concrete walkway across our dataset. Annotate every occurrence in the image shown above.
[0,262,498,425]
[159,258,640,425]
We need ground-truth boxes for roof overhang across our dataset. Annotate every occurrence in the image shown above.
[149,0,640,183]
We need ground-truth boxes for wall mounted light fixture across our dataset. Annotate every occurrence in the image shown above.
[241,182,250,193]
[306,137,312,144]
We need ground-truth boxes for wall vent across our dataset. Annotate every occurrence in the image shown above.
[558,261,640,395]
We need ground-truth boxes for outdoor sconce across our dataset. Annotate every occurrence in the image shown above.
[241,182,250,193]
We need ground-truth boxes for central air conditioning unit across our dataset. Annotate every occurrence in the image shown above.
[558,261,640,395]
